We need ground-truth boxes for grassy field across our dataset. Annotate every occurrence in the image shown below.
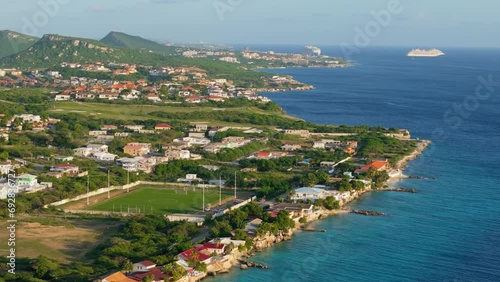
[49,101,299,126]
[86,186,235,215]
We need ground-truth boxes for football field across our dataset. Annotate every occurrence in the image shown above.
[86,186,234,215]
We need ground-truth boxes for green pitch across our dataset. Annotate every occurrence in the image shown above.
[86,186,234,215]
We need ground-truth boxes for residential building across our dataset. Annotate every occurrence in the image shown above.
[0,162,12,175]
[124,125,144,131]
[177,174,202,183]
[50,163,79,175]
[284,129,310,138]
[14,114,41,123]
[154,123,173,130]
[101,271,136,282]
[178,246,213,264]
[290,187,328,201]
[166,149,190,160]
[123,144,150,157]
[281,144,302,151]
[16,174,38,188]
[87,144,109,153]
[132,261,156,273]
[355,160,389,174]
[89,130,107,136]
[194,124,208,132]
[269,203,314,218]
[208,126,228,137]
[92,152,117,162]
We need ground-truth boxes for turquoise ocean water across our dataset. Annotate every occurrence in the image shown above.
[209,47,500,282]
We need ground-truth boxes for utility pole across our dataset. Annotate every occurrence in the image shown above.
[219,175,222,206]
[107,170,110,199]
[127,169,130,192]
[202,184,205,212]
[86,174,90,206]
[234,171,237,200]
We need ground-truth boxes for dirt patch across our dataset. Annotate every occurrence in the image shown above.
[0,218,122,263]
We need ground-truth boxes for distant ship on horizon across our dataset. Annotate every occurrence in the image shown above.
[304,45,321,56]
[407,48,445,57]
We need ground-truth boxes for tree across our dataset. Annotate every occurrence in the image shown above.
[300,173,318,187]
[323,196,340,210]
[142,274,155,282]
[122,259,133,274]
[233,229,247,240]
[0,150,8,161]
[165,262,187,281]
[228,208,248,229]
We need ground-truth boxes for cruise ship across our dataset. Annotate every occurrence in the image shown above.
[407,48,445,57]
[304,45,321,56]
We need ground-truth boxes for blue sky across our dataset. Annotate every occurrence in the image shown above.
[1,0,499,47]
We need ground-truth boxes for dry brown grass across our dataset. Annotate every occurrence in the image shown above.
[0,217,122,263]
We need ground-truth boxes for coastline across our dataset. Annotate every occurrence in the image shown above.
[206,139,431,279]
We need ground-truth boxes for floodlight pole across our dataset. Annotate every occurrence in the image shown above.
[202,183,205,212]
[107,170,110,199]
[86,174,90,205]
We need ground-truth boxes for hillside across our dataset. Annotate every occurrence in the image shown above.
[0,33,271,87]
[100,31,178,55]
[0,30,38,59]
[0,33,177,69]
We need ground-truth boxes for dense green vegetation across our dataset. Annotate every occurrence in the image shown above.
[100,31,178,55]
[0,216,200,281]
[0,30,38,59]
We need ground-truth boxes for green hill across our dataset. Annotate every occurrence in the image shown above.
[100,31,178,55]
[0,30,38,58]
[0,33,174,69]
[0,33,270,87]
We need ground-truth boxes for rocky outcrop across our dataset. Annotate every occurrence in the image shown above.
[352,210,386,216]
[253,229,293,251]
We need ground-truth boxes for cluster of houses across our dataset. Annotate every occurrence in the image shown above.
[313,139,358,154]
[0,113,60,132]
[99,238,246,282]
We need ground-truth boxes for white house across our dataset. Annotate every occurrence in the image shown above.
[290,187,328,201]
[166,150,191,161]
[132,261,156,273]
[0,162,12,175]
[0,133,9,142]
[16,174,38,189]
[14,114,41,123]
[92,152,117,162]
[55,94,71,101]
[124,125,144,131]
[0,184,10,200]
[73,147,93,157]
[89,131,107,136]
[177,174,202,183]
[87,144,108,153]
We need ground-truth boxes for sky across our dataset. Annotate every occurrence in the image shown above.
[1,0,499,48]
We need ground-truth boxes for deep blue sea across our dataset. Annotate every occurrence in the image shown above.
[209,47,500,282]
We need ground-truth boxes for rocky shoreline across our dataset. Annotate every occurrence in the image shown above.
[205,139,431,279]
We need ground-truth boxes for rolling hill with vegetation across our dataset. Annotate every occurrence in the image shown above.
[0,33,271,87]
[100,31,179,55]
[0,30,38,59]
